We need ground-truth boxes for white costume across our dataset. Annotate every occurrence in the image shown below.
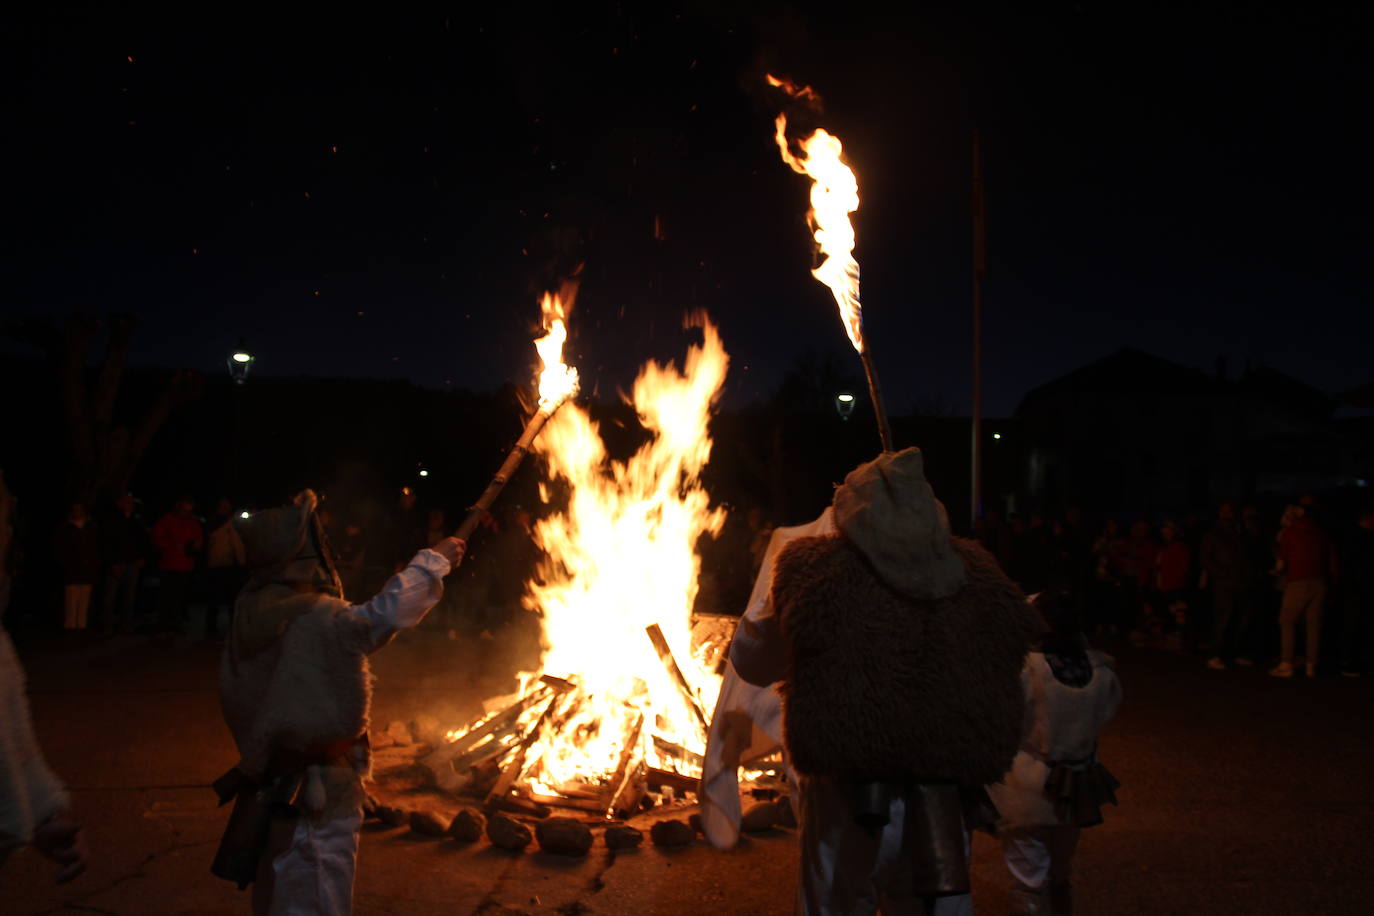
[700,509,833,851]
[0,627,71,868]
[215,492,452,915]
[986,650,1121,913]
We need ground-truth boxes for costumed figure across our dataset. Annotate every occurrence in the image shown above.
[700,508,835,850]
[732,448,1041,915]
[987,589,1121,916]
[211,490,464,915]
[2,471,89,883]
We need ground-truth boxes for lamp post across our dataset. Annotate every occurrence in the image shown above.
[227,340,254,497]
[227,342,254,385]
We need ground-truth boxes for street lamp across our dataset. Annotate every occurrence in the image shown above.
[992,432,1002,440]
[227,340,255,385]
[835,392,856,421]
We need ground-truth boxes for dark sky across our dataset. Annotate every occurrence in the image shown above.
[4,3,1371,416]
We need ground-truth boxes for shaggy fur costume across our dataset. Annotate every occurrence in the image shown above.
[220,593,376,782]
[774,535,1041,786]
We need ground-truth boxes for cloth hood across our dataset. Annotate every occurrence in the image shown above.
[832,447,965,600]
[231,490,343,657]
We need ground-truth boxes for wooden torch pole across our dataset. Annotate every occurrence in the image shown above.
[453,400,566,542]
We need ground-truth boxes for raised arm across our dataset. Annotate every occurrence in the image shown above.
[347,537,465,650]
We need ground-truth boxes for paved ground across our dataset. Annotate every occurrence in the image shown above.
[2,624,1372,915]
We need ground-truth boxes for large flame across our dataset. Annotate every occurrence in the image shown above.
[515,314,730,792]
[535,292,579,409]
[767,73,865,354]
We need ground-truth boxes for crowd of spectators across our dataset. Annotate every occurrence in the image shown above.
[977,497,1374,678]
[0,482,544,647]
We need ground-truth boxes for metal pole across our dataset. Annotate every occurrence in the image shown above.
[971,130,986,533]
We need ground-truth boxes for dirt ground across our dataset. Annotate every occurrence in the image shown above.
[3,623,1372,914]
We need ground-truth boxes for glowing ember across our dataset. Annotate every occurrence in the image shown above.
[767,73,865,354]
[512,313,730,797]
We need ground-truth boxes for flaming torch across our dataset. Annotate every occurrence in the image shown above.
[453,289,580,541]
[767,74,894,452]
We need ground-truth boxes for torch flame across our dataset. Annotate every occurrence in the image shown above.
[767,74,864,354]
[535,292,579,409]
[515,314,730,792]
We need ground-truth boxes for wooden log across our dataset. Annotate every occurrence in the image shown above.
[646,766,700,796]
[528,793,610,813]
[651,735,704,769]
[420,676,573,770]
[610,763,649,820]
[599,713,645,811]
[644,623,709,733]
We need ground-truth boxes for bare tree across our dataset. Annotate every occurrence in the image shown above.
[7,314,203,506]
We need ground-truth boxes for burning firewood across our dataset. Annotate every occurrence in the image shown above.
[645,623,710,733]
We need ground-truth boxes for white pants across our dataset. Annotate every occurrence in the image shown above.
[63,585,92,629]
[252,769,364,916]
[799,777,973,916]
[1000,825,1079,891]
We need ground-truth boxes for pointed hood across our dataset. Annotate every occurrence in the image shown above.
[832,447,965,600]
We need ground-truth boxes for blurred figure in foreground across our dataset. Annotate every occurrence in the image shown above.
[2,480,89,881]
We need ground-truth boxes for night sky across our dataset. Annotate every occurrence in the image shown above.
[4,3,1371,416]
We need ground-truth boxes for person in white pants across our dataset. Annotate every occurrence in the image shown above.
[988,589,1122,916]
[214,490,465,915]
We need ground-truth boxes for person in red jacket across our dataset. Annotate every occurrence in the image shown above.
[1270,505,1337,678]
[152,497,204,635]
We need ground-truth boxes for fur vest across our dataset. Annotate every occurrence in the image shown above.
[773,535,1040,786]
[219,593,375,780]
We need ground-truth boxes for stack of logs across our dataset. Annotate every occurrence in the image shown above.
[413,623,711,821]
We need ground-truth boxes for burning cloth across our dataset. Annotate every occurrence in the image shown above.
[733,448,1040,914]
[214,490,459,914]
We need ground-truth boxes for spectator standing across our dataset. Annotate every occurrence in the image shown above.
[1155,520,1192,644]
[425,507,448,548]
[152,498,203,635]
[1339,506,1374,677]
[1124,521,1158,638]
[53,503,100,631]
[1270,505,1337,678]
[386,488,426,572]
[0,471,13,619]
[99,492,149,636]
[1090,519,1129,634]
[1201,504,1257,670]
[203,498,245,639]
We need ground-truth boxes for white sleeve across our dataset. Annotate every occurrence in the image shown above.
[346,549,451,648]
[729,591,789,687]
